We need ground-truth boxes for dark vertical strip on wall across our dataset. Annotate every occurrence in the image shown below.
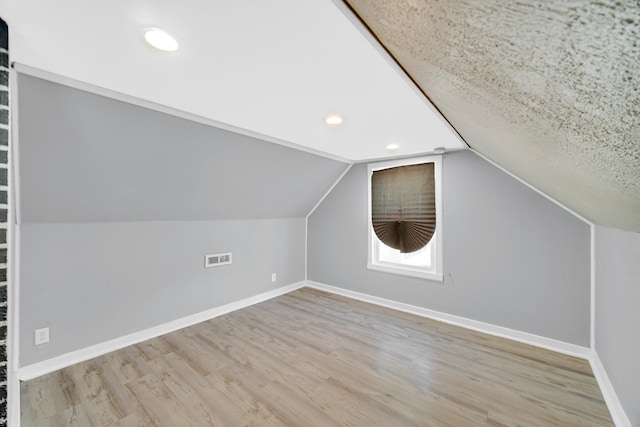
[0,17,8,427]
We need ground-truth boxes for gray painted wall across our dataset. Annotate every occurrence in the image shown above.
[20,219,305,366]
[308,150,591,345]
[17,74,348,222]
[16,74,344,366]
[594,226,640,426]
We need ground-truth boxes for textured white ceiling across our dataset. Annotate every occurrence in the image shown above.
[346,0,640,232]
[0,0,464,162]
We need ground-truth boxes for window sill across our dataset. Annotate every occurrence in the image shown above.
[367,262,443,282]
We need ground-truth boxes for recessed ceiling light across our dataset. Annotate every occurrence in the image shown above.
[144,28,179,52]
[325,114,344,126]
[386,143,400,150]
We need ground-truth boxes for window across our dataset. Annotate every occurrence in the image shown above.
[367,155,443,281]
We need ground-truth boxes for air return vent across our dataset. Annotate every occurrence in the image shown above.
[205,252,232,268]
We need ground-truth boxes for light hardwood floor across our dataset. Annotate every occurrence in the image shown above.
[21,288,613,426]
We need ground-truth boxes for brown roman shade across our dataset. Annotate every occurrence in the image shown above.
[371,163,436,253]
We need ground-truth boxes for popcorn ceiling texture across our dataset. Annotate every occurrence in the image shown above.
[346,0,640,231]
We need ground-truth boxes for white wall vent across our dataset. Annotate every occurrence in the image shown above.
[205,252,232,268]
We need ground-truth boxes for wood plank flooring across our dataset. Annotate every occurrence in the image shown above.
[21,288,614,426]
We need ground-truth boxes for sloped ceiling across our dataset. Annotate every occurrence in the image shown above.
[345,0,640,232]
[0,0,465,162]
[2,0,638,231]
[18,75,349,222]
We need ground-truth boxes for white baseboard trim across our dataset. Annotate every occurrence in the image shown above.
[589,351,632,427]
[305,281,591,360]
[18,281,306,381]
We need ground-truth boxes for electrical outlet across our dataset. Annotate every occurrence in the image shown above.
[35,327,49,345]
[271,273,277,282]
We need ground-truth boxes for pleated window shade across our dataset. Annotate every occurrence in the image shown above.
[371,162,436,253]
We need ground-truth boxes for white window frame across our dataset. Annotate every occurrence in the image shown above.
[367,155,443,282]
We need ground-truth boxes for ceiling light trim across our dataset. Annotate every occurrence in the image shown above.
[144,28,179,52]
[325,114,344,126]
